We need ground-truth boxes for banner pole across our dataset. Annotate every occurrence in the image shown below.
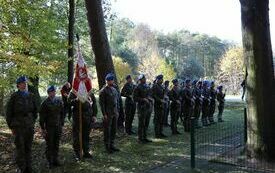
[79,101,83,159]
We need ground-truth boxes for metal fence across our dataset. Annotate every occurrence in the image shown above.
[190,108,275,173]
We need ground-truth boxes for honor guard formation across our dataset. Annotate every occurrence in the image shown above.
[6,74,226,173]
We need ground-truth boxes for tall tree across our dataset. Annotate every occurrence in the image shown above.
[68,0,75,84]
[85,0,115,89]
[240,0,275,160]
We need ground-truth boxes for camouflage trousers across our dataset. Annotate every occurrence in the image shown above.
[45,125,62,164]
[218,102,225,121]
[138,105,152,141]
[193,104,201,127]
[170,104,181,133]
[125,100,136,134]
[208,101,216,123]
[14,127,34,171]
[73,120,92,156]
[154,104,164,136]
[104,116,118,149]
[201,102,210,126]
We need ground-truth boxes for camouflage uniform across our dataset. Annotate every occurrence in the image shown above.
[163,82,170,126]
[133,82,153,142]
[39,96,64,166]
[121,82,136,135]
[152,82,166,137]
[216,87,226,122]
[113,84,125,130]
[192,84,203,128]
[69,92,96,158]
[168,84,181,134]
[209,86,217,124]
[182,86,194,132]
[6,91,37,172]
[201,85,210,126]
[99,85,120,152]
[61,83,71,120]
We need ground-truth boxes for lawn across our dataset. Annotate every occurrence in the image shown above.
[0,99,245,173]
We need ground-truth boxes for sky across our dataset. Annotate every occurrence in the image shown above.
[112,0,275,46]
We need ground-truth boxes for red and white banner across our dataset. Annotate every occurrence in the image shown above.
[72,43,92,103]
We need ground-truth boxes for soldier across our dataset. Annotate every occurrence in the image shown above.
[68,91,97,160]
[201,81,210,126]
[39,86,64,168]
[133,74,153,143]
[152,74,167,138]
[168,79,181,134]
[181,79,194,132]
[121,75,136,135]
[6,76,38,173]
[216,85,226,122]
[208,81,216,124]
[113,83,125,132]
[99,73,120,153]
[179,80,185,123]
[61,82,71,120]
[163,80,170,126]
[192,81,203,128]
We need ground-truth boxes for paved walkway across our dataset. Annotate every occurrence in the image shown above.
[144,157,267,173]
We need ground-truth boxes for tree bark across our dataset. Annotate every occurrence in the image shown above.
[85,0,116,89]
[240,0,275,160]
[68,0,75,84]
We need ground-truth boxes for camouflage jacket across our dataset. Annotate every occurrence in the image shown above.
[6,91,38,129]
[39,97,64,129]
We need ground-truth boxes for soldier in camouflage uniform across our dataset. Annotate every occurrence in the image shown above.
[61,82,71,121]
[168,79,181,134]
[121,75,136,135]
[6,76,38,173]
[163,80,170,126]
[152,74,167,138]
[68,91,97,160]
[208,81,216,124]
[201,81,210,126]
[113,83,125,131]
[216,85,226,122]
[39,86,64,168]
[133,74,153,143]
[99,73,120,153]
[181,79,194,132]
[192,81,203,128]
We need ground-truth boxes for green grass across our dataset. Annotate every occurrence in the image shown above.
[0,100,245,173]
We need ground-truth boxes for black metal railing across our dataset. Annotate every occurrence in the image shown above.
[190,108,275,173]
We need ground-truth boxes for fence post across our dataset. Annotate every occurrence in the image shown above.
[244,107,247,144]
[191,117,195,169]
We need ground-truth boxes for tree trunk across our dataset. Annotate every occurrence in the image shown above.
[85,0,116,89]
[240,0,275,160]
[68,0,75,84]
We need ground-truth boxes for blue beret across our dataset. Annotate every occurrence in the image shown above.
[192,80,198,85]
[156,74,163,80]
[47,85,56,92]
[185,79,191,84]
[138,74,145,80]
[217,85,223,90]
[172,79,178,84]
[16,76,28,84]
[203,80,209,86]
[125,75,131,80]
[105,73,115,81]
